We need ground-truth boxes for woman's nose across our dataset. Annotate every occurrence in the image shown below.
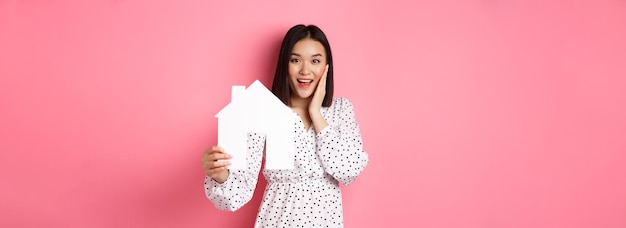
[299,63,311,75]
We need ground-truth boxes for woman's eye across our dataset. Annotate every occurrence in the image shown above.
[312,59,320,64]
[290,58,300,63]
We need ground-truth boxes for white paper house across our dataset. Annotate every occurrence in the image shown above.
[215,80,295,170]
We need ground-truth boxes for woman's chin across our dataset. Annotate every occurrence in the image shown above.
[294,91,313,100]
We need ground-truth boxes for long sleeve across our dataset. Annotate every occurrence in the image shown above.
[315,97,369,186]
[204,133,265,211]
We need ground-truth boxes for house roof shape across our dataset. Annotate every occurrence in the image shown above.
[215,80,290,118]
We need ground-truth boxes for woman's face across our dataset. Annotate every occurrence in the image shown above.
[288,38,327,101]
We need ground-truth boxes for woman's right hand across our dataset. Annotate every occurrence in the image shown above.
[202,146,232,184]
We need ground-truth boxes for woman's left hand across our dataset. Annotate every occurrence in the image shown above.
[309,64,329,114]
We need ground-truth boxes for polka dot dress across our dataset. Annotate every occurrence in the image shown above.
[205,97,369,228]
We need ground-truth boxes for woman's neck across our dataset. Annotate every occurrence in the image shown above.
[290,96,311,110]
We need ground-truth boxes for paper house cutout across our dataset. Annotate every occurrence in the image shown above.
[215,80,295,170]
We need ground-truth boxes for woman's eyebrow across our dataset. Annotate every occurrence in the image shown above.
[290,53,323,57]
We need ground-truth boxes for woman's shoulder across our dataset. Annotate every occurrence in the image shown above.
[330,97,355,110]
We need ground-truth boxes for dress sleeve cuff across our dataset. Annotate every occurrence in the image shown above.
[206,174,234,189]
[315,125,334,139]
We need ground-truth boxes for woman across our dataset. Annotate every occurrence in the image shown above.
[202,24,369,227]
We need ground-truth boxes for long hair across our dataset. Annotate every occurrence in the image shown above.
[271,24,334,107]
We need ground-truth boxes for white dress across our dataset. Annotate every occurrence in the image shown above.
[205,97,369,227]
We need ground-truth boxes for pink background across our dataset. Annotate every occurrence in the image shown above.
[2,0,626,227]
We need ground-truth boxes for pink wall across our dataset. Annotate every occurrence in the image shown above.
[1,0,625,227]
